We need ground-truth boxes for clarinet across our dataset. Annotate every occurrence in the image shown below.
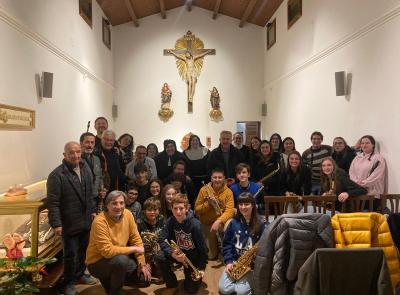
[86,121,90,132]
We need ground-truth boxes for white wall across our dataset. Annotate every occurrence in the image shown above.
[0,0,114,192]
[113,7,265,150]
[263,0,400,191]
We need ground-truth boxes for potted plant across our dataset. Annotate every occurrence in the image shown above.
[0,256,56,295]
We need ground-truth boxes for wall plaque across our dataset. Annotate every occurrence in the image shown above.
[0,104,35,130]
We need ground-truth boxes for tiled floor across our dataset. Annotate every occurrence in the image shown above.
[76,260,224,295]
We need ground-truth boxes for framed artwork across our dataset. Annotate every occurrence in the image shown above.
[102,18,111,49]
[79,0,92,28]
[287,0,302,29]
[267,18,276,50]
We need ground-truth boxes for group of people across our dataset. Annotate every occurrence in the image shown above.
[45,116,387,295]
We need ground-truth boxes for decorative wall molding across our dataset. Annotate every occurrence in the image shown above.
[0,5,114,89]
[265,5,400,88]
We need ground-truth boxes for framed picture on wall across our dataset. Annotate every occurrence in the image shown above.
[79,0,92,28]
[287,0,302,29]
[267,18,276,50]
[102,18,111,49]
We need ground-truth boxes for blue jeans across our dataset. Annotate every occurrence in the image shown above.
[219,269,254,295]
[62,230,89,286]
[311,181,321,195]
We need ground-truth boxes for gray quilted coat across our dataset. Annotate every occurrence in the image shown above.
[253,213,333,295]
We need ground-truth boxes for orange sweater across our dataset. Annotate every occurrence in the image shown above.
[86,209,145,266]
[195,183,234,226]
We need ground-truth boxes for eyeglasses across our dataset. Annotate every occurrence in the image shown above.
[128,192,139,195]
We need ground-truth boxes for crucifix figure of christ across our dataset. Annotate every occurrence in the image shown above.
[164,31,216,113]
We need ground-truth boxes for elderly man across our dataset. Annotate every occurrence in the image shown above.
[126,145,158,182]
[96,130,126,192]
[86,190,151,295]
[46,141,97,295]
[207,130,244,185]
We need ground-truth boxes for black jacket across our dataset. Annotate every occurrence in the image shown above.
[321,168,367,197]
[207,144,244,179]
[237,145,251,164]
[332,145,356,173]
[251,151,281,195]
[158,214,208,270]
[97,147,126,192]
[294,248,393,295]
[253,213,333,295]
[388,213,400,250]
[46,160,96,235]
[279,165,312,195]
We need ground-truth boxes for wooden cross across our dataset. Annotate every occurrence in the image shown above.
[164,31,215,113]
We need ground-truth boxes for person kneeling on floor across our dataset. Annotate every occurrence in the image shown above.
[86,190,151,295]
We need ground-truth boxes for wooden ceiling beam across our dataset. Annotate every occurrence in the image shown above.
[213,0,222,19]
[159,0,166,19]
[187,0,192,12]
[239,0,258,27]
[124,0,139,27]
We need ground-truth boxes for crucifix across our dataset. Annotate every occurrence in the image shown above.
[164,31,216,113]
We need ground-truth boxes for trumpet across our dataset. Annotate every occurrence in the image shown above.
[259,162,281,184]
[202,181,222,215]
[165,239,204,281]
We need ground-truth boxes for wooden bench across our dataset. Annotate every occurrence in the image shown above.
[300,195,337,217]
[342,195,375,212]
[264,195,301,220]
[380,194,400,213]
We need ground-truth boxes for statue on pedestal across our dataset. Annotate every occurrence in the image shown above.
[209,87,223,121]
[158,83,174,122]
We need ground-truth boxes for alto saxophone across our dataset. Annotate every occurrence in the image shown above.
[202,181,222,216]
[141,231,160,261]
[165,239,204,281]
[327,179,336,196]
[229,241,259,281]
[259,162,281,184]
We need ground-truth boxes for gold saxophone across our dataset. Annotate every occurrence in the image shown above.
[327,179,336,196]
[202,181,222,216]
[142,231,160,261]
[259,162,281,184]
[165,239,204,281]
[229,241,259,281]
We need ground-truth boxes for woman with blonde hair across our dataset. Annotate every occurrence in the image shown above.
[320,157,366,209]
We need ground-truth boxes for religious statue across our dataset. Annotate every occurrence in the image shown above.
[164,31,216,113]
[209,87,223,121]
[158,83,174,122]
[180,132,193,151]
